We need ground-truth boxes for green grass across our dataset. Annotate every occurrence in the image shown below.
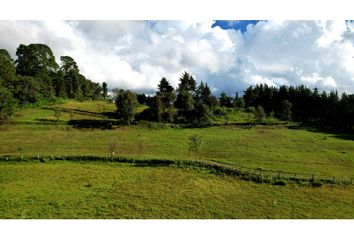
[0,161,353,219]
[1,122,353,178]
[1,100,353,219]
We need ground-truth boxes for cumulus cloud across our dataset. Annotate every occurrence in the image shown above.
[0,20,354,94]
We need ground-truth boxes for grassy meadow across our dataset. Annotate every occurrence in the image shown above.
[0,100,353,218]
[1,161,353,219]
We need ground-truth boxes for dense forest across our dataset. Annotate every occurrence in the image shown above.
[0,43,353,132]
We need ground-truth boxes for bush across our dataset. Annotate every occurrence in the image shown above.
[272,180,287,186]
[246,106,256,113]
[310,181,323,187]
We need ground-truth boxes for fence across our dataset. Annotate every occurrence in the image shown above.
[0,155,353,186]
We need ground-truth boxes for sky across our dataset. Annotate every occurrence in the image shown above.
[1,20,354,95]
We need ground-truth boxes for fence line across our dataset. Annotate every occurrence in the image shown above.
[0,155,353,186]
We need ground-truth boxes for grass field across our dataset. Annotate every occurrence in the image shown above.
[1,100,353,178]
[0,100,353,219]
[1,161,353,219]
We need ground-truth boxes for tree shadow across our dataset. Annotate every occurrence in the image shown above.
[42,106,117,119]
[67,119,123,129]
[286,125,354,141]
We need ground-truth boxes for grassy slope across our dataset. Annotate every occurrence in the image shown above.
[1,100,353,178]
[0,161,353,219]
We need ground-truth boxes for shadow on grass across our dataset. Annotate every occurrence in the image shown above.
[43,106,118,119]
[286,124,354,141]
[67,119,124,129]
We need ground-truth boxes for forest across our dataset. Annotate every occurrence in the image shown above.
[0,43,353,132]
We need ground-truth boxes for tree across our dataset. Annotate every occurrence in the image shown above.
[102,82,108,100]
[219,92,233,107]
[12,75,40,104]
[175,72,196,115]
[115,89,139,125]
[0,49,16,88]
[279,99,292,121]
[15,44,58,76]
[58,56,83,99]
[156,77,176,122]
[192,82,214,126]
[0,86,16,124]
[152,95,164,122]
[108,140,118,158]
[15,44,58,98]
[233,92,245,109]
[188,134,202,161]
[254,105,266,123]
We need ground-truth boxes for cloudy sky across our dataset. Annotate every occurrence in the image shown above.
[1,20,354,94]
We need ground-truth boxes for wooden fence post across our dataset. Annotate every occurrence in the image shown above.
[311,174,314,181]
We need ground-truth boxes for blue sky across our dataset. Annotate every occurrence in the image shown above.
[1,20,354,94]
[212,20,261,33]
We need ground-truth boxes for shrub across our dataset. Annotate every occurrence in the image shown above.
[310,181,323,187]
[272,180,287,186]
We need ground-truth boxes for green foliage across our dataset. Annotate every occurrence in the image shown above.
[0,49,16,87]
[219,92,233,107]
[188,134,203,160]
[155,77,176,122]
[175,72,196,116]
[255,105,266,123]
[0,86,16,124]
[115,89,139,125]
[12,75,41,104]
[279,99,293,121]
[15,43,59,77]
[102,82,108,100]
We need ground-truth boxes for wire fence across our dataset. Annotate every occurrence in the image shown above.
[0,155,353,186]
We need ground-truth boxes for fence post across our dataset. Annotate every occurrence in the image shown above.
[278,172,281,178]
[332,176,335,182]
[311,174,314,181]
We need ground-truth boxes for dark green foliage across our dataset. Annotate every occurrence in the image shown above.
[243,84,354,132]
[156,77,176,122]
[233,92,245,109]
[102,82,108,100]
[12,75,41,104]
[219,92,233,107]
[137,94,147,105]
[0,49,16,88]
[0,86,16,124]
[279,99,293,120]
[175,72,196,119]
[272,180,287,186]
[0,44,103,114]
[15,43,59,77]
[115,89,139,125]
[310,181,323,187]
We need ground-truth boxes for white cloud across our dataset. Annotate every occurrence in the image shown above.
[0,20,354,94]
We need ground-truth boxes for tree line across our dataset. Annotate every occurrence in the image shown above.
[1,43,353,132]
[0,43,107,123]
[114,73,353,132]
[243,84,354,131]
